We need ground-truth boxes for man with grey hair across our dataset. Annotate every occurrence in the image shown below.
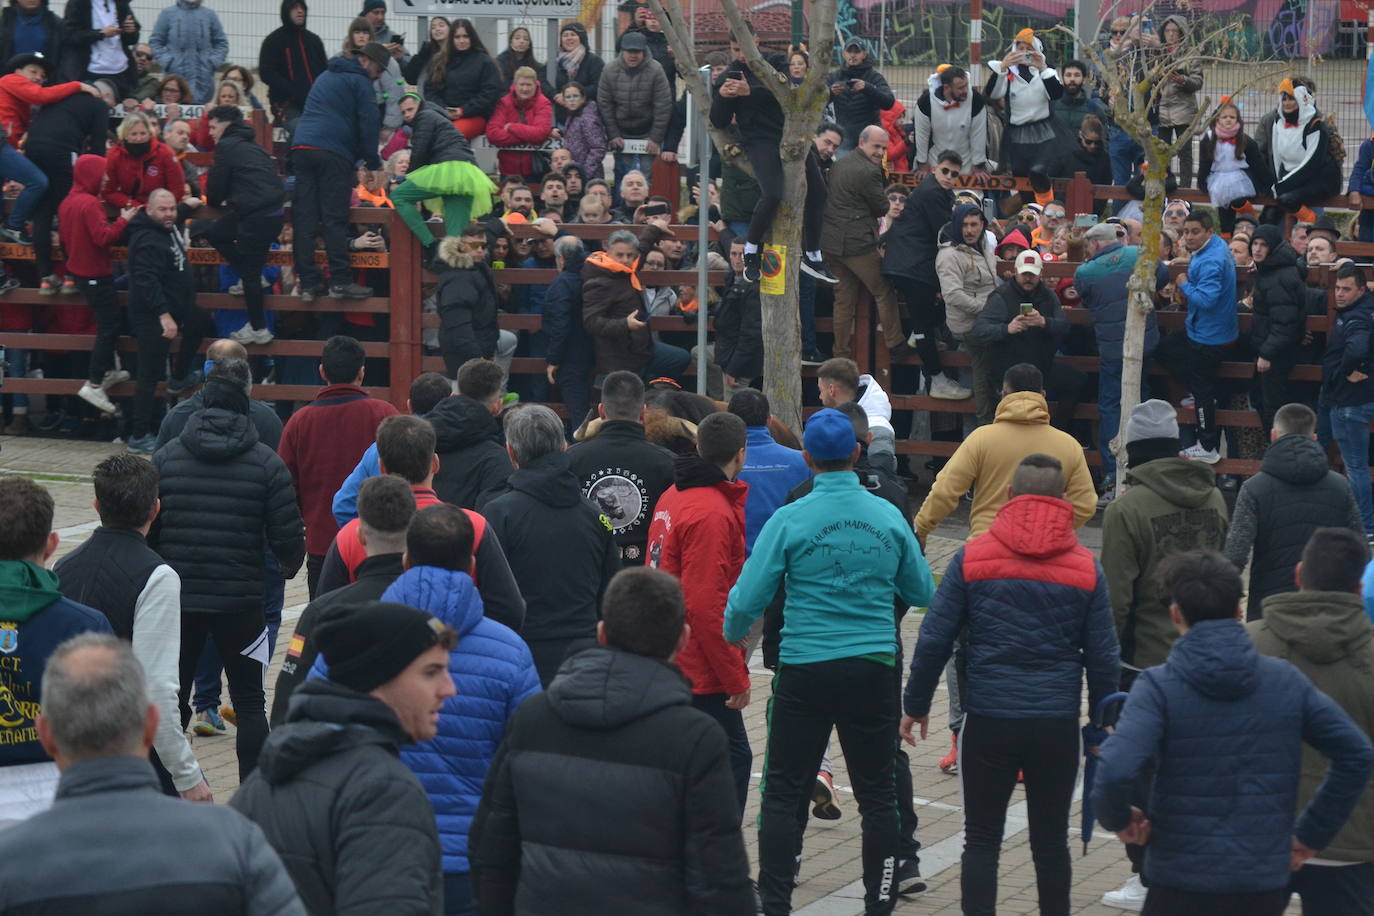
[0,634,304,914]
[544,234,595,440]
[582,222,688,381]
[157,342,283,450]
[1073,221,1167,496]
[481,405,620,684]
[822,124,909,363]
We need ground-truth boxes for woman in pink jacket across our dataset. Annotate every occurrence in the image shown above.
[485,67,552,182]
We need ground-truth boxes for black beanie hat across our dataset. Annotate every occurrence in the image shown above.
[315,600,450,693]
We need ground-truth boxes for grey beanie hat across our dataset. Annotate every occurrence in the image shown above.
[1125,398,1179,444]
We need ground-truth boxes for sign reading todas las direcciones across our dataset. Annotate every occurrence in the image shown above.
[396,0,577,14]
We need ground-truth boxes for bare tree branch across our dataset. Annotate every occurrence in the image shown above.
[716,0,791,108]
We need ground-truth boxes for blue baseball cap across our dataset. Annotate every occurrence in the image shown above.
[804,408,858,461]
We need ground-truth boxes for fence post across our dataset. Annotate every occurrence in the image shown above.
[251,109,271,153]
[1065,171,1094,217]
[388,211,422,411]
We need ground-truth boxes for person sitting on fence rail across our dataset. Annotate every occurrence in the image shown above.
[1155,209,1237,465]
[712,19,833,286]
[392,92,495,269]
[1322,263,1374,542]
[423,18,502,140]
[1256,76,1342,219]
[59,153,135,416]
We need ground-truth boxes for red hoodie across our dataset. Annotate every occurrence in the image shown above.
[0,73,84,147]
[486,88,552,179]
[102,137,186,208]
[59,155,129,278]
[644,460,750,696]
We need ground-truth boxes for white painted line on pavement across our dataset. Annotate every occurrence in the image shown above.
[55,520,100,539]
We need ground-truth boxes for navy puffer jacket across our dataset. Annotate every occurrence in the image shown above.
[309,566,540,875]
[1094,619,1374,893]
[904,495,1120,720]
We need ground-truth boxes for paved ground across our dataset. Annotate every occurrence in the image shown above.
[0,434,1290,915]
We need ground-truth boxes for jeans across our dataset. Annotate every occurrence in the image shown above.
[78,277,121,385]
[178,608,270,781]
[3,339,27,411]
[640,340,690,384]
[612,151,654,206]
[0,143,49,229]
[727,220,750,240]
[692,693,753,818]
[1142,885,1289,916]
[1290,862,1374,915]
[205,211,283,330]
[291,147,353,290]
[1330,402,1374,534]
[1156,333,1227,451]
[758,658,900,914]
[959,714,1079,916]
[1108,125,1143,188]
[193,562,284,712]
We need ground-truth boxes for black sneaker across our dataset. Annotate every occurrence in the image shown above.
[0,277,20,295]
[800,254,838,284]
[299,284,327,304]
[330,282,374,299]
[166,369,203,396]
[801,348,829,366]
[742,252,761,284]
[0,225,31,245]
[894,858,927,896]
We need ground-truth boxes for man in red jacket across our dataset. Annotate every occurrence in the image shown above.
[278,335,397,597]
[0,52,101,243]
[645,410,752,816]
[59,154,138,415]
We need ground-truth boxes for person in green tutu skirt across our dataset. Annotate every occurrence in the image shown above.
[394,91,498,264]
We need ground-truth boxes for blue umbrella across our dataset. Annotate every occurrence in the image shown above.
[1081,691,1130,855]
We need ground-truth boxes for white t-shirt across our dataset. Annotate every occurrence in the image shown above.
[88,0,127,76]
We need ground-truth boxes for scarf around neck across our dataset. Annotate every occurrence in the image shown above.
[559,42,586,77]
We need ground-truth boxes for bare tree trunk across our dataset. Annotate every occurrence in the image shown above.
[1114,170,1166,477]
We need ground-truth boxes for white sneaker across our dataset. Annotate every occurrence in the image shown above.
[927,374,972,400]
[1179,443,1221,464]
[1101,874,1146,911]
[100,369,130,390]
[77,380,116,414]
[229,323,274,346]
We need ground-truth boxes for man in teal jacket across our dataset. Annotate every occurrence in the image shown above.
[725,408,934,916]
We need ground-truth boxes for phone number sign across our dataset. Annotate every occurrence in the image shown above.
[396,0,577,15]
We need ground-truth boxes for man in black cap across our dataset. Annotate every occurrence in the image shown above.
[361,0,406,64]
[825,37,895,156]
[231,599,455,914]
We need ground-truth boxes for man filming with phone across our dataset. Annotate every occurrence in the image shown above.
[362,0,408,64]
[970,249,1087,436]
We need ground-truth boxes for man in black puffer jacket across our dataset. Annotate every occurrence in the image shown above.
[471,567,754,914]
[434,225,502,376]
[826,37,896,154]
[152,361,304,782]
[233,600,454,915]
[430,359,514,509]
[479,405,619,685]
[1226,403,1362,620]
[204,104,286,345]
[1248,224,1308,432]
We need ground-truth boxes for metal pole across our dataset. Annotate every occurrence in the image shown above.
[969,0,983,65]
[696,64,711,396]
[878,0,887,63]
[791,0,803,49]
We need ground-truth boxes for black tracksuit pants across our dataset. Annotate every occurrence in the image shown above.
[291,147,352,291]
[1156,332,1228,451]
[758,656,900,915]
[206,211,284,329]
[958,714,1079,916]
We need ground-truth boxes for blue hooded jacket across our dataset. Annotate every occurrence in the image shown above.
[738,426,811,554]
[1093,618,1374,893]
[292,55,383,169]
[1072,242,1165,362]
[310,565,540,874]
[1178,231,1239,346]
